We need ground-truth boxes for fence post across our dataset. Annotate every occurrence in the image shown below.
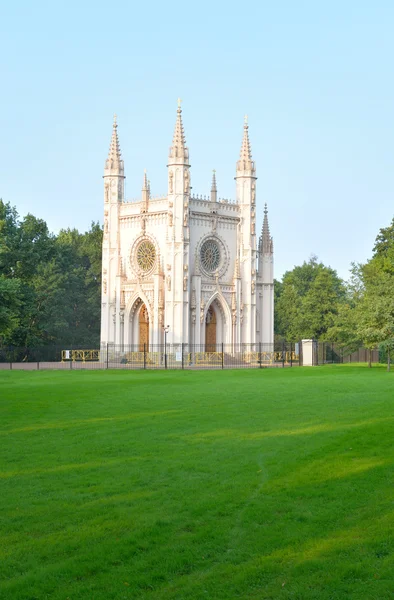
[259,342,262,369]
[290,342,293,367]
[282,341,285,368]
[144,343,146,370]
[106,343,109,370]
[221,343,224,369]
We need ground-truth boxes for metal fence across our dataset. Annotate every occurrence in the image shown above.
[0,342,382,371]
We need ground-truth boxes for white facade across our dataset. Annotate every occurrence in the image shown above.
[100,105,274,349]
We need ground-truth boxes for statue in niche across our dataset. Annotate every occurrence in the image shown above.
[200,299,205,324]
[168,211,173,227]
[120,310,124,324]
[183,207,188,227]
[184,170,189,193]
[105,184,109,203]
[169,170,173,193]
[251,221,255,235]
[251,182,256,204]
[103,279,107,294]
[251,280,255,294]
[183,276,188,292]
[141,215,146,232]
[166,274,171,291]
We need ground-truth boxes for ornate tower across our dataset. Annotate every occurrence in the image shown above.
[258,204,274,345]
[235,116,257,344]
[101,115,125,348]
[166,100,191,344]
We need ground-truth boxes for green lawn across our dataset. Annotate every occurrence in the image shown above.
[0,367,393,600]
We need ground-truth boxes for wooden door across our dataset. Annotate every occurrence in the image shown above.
[139,305,149,350]
[205,305,217,352]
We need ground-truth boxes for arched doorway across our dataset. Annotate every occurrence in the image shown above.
[205,305,217,352]
[139,304,149,350]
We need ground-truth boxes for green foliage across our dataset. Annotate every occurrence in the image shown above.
[275,256,346,341]
[1,368,393,599]
[0,200,102,347]
[0,276,21,342]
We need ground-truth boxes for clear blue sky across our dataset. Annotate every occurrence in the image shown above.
[0,0,393,280]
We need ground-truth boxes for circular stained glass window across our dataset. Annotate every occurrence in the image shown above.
[200,239,221,273]
[136,240,156,273]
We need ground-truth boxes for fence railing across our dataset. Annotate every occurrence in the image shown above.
[0,342,383,371]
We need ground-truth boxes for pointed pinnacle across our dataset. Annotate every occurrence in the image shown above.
[142,169,148,190]
[108,115,121,161]
[169,100,189,161]
[236,116,254,173]
[262,204,272,254]
[105,114,124,173]
[211,169,217,192]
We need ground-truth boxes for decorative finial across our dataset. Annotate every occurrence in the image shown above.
[264,202,268,214]
[177,98,182,110]
[113,113,117,126]
[244,114,248,126]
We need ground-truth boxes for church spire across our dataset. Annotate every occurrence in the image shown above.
[236,115,255,175]
[168,99,189,164]
[260,203,273,254]
[105,114,124,175]
[210,170,217,203]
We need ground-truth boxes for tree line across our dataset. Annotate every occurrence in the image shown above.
[1,199,394,360]
[0,200,102,348]
[275,218,394,366]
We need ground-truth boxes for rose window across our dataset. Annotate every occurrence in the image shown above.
[200,239,221,273]
[136,240,156,273]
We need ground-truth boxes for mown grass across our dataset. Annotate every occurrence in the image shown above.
[0,366,393,599]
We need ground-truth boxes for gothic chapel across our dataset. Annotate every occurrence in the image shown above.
[100,103,274,349]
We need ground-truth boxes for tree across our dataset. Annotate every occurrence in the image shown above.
[357,261,394,371]
[275,257,346,340]
[0,200,103,349]
[0,276,21,344]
